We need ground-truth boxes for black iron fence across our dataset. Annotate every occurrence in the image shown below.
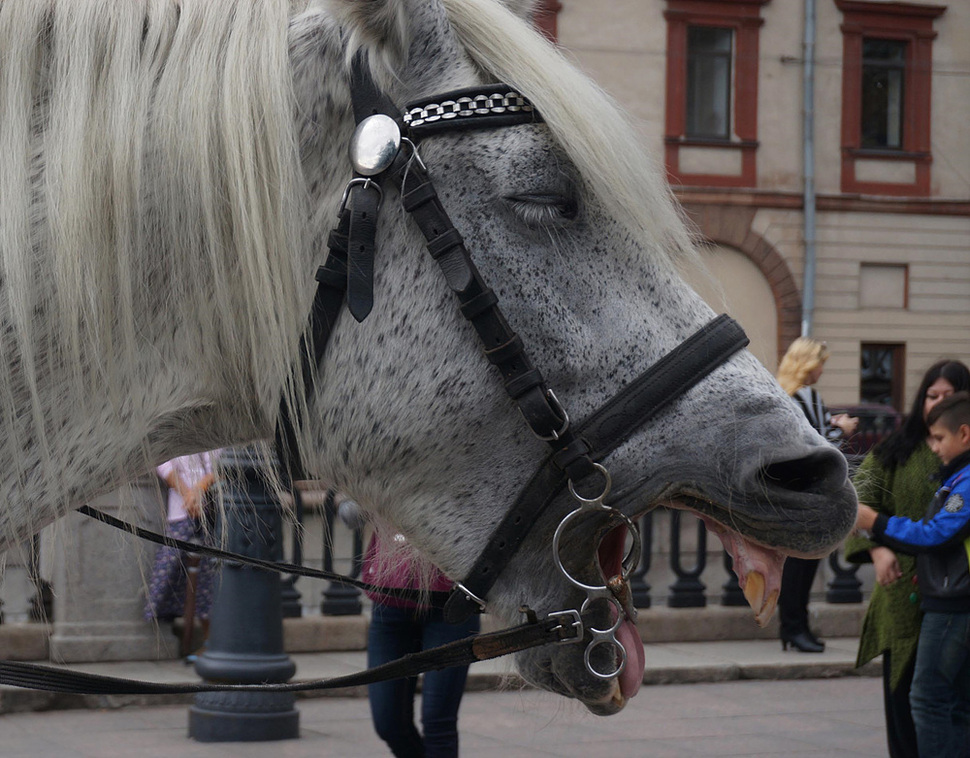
[277,490,865,618]
[0,488,866,625]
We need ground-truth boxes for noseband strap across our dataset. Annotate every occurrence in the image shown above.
[443,315,747,622]
[276,56,750,624]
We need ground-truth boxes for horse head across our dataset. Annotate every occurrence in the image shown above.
[0,0,855,717]
[291,0,857,715]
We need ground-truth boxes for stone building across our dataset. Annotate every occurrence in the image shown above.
[540,0,970,408]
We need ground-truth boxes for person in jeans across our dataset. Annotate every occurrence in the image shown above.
[846,359,970,757]
[857,391,970,758]
[358,521,480,758]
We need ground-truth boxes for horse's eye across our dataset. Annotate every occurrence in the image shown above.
[505,193,579,226]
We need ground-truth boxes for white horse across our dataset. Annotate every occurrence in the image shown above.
[0,0,856,714]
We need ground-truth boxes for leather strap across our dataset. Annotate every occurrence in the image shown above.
[274,212,352,482]
[0,608,583,696]
[346,180,382,322]
[396,160,474,292]
[403,84,542,138]
[349,51,400,125]
[576,315,748,458]
[444,315,749,623]
[391,157,566,443]
[77,505,451,609]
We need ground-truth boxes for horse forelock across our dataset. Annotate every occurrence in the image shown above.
[441,0,699,267]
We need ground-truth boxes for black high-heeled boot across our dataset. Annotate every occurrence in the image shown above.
[805,628,825,650]
[781,631,825,653]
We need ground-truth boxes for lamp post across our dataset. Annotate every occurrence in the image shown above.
[188,445,299,742]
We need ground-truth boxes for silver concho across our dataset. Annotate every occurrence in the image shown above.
[349,114,402,176]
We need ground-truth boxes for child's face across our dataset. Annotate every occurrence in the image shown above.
[927,421,970,465]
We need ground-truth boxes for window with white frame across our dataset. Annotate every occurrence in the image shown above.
[860,38,906,150]
[686,26,733,140]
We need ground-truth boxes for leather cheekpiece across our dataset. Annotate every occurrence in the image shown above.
[346,180,382,322]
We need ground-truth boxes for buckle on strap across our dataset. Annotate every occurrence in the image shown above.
[531,388,570,442]
[547,609,583,644]
[454,582,487,613]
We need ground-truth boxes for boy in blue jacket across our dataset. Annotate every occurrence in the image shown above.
[857,391,970,758]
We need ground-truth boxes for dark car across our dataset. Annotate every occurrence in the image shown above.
[830,402,902,473]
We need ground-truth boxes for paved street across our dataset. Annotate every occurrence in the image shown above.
[1,676,886,757]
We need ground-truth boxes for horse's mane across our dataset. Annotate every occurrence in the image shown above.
[442,0,697,265]
[0,0,310,483]
[0,0,695,538]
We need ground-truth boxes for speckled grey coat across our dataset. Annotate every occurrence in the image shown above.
[0,0,859,715]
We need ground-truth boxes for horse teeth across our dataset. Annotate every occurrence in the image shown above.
[755,589,779,628]
[742,571,779,627]
[742,571,765,618]
[609,679,625,710]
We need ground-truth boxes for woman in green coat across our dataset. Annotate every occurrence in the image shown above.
[846,359,970,758]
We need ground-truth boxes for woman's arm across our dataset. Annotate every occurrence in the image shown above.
[845,452,889,564]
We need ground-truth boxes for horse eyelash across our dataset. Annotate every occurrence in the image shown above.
[505,194,579,227]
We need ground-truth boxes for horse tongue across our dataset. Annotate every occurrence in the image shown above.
[597,528,644,700]
[616,619,643,699]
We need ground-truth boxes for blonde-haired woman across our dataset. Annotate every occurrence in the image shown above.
[776,338,857,652]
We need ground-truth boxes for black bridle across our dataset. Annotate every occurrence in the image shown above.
[0,59,749,698]
[276,56,750,626]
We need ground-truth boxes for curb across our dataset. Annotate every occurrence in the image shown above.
[1,604,876,714]
[0,603,868,661]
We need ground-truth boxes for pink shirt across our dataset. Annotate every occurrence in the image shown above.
[361,532,453,608]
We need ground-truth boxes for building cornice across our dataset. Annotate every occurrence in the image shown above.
[672,188,970,216]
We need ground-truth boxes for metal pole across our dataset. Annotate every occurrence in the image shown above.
[188,445,299,742]
[801,0,818,337]
[280,484,305,618]
[667,510,707,608]
[630,512,653,609]
[320,491,363,616]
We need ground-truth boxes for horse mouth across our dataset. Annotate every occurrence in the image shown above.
[607,484,809,628]
[681,503,785,626]
[657,494,798,627]
[536,517,645,714]
[529,445,854,713]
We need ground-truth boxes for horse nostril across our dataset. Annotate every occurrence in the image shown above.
[759,448,847,495]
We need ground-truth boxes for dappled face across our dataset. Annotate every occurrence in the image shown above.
[924,377,956,421]
[298,0,859,715]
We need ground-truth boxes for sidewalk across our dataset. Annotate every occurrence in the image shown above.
[0,641,887,758]
[0,636,877,714]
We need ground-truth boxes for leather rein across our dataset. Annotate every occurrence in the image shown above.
[0,61,748,697]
